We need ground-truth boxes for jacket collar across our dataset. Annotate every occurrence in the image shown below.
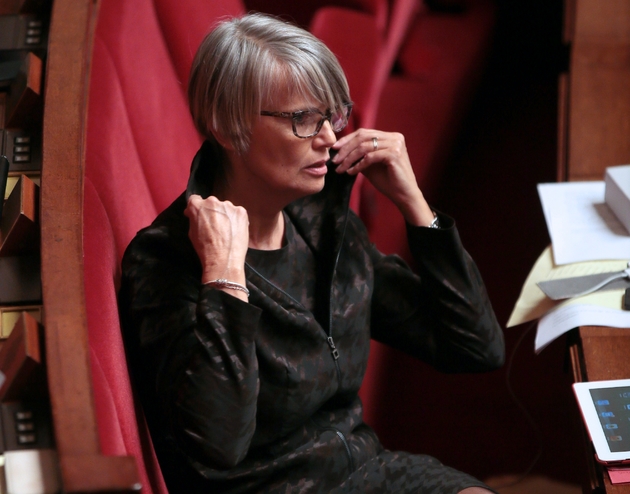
[185,140,357,256]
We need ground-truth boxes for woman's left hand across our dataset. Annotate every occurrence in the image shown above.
[331,129,434,227]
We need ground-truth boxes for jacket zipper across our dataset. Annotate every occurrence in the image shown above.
[327,204,351,388]
[320,203,355,477]
[323,427,354,474]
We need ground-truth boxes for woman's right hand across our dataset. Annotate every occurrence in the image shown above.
[185,194,250,294]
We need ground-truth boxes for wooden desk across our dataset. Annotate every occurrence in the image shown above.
[560,1,630,492]
[569,327,630,493]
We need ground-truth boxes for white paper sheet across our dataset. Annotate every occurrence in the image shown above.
[537,182,630,265]
[535,303,630,353]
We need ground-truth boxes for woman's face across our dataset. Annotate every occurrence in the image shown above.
[235,88,337,207]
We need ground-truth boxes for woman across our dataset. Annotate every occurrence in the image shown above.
[119,13,504,494]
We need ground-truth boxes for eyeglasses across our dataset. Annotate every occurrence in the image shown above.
[260,103,353,139]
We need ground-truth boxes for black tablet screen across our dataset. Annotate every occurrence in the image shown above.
[590,386,630,453]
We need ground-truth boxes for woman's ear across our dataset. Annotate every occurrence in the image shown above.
[210,128,235,152]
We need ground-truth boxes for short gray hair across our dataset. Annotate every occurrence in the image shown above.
[188,13,351,154]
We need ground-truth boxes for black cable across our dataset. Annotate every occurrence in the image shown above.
[491,320,544,490]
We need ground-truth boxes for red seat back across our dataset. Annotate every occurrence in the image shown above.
[153,0,245,85]
[83,0,240,491]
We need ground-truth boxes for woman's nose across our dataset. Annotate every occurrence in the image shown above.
[316,119,337,146]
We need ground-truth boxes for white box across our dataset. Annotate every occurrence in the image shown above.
[605,164,630,234]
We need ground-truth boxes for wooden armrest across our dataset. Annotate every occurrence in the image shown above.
[41,0,140,491]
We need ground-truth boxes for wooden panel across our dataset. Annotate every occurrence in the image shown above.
[0,305,42,338]
[0,0,45,14]
[568,0,630,181]
[557,73,569,182]
[41,0,140,491]
[0,0,22,14]
[60,456,142,493]
[0,311,41,402]
[0,155,8,218]
[0,93,4,128]
[5,51,43,129]
[563,0,576,44]
[0,174,39,256]
[578,326,630,381]
[574,0,630,38]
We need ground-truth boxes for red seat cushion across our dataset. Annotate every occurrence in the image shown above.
[84,0,214,492]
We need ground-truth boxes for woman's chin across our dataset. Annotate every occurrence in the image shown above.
[291,176,326,201]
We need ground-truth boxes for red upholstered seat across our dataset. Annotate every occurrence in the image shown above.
[87,0,201,218]
[310,7,384,131]
[84,0,206,491]
[83,178,167,494]
[309,0,423,130]
[153,0,245,85]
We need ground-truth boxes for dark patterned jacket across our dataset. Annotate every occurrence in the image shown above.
[119,141,505,493]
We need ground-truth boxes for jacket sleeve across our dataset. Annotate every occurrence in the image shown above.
[367,212,505,373]
[119,219,262,470]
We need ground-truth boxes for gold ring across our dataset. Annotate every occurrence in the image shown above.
[372,137,378,151]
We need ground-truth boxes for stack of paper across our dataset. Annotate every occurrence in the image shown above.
[537,181,630,265]
[508,181,630,352]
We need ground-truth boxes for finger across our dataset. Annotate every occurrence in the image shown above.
[337,137,385,173]
[333,127,379,145]
[331,129,374,165]
[187,194,202,204]
[332,132,355,149]
[233,206,250,226]
[185,194,202,211]
[345,151,382,175]
[199,197,234,217]
[184,198,201,219]
[335,155,365,174]
[333,138,370,172]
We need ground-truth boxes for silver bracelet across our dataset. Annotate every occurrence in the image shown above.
[204,278,250,296]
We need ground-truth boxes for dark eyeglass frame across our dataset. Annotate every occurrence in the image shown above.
[260,103,353,139]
